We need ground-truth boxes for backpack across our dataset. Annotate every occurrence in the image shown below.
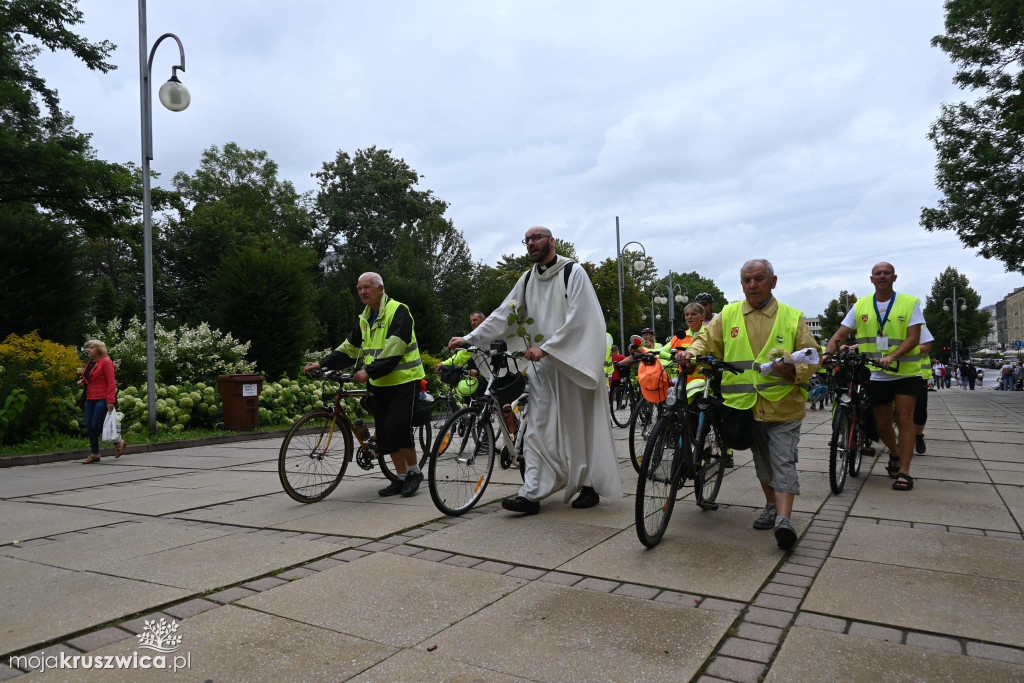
[637,357,669,403]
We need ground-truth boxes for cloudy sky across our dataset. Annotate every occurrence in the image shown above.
[37,1,1024,314]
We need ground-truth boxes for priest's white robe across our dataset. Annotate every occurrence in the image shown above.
[464,256,623,503]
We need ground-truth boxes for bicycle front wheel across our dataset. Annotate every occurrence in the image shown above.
[829,408,852,493]
[610,384,632,428]
[628,400,657,473]
[635,417,687,548]
[279,410,352,503]
[428,407,496,515]
[693,421,726,507]
[848,409,865,477]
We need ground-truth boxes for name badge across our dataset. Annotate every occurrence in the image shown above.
[877,336,889,351]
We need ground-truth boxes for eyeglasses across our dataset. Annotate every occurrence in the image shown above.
[522,234,552,245]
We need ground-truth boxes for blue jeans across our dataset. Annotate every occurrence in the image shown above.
[84,399,108,454]
[1004,375,1014,391]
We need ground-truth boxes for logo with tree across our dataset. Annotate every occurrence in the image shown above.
[136,617,183,653]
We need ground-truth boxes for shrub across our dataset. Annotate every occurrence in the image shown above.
[92,317,254,385]
[0,332,82,444]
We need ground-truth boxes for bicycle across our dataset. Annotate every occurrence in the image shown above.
[609,361,639,428]
[278,369,432,503]
[635,356,742,548]
[428,344,529,516]
[827,350,889,493]
[628,351,665,473]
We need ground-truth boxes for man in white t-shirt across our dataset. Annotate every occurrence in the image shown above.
[826,262,924,491]
[1001,362,1014,391]
[932,361,944,391]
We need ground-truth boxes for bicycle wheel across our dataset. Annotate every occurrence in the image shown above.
[628,400,657,473]
[610,384,632,428]
[377,424,432,483]
[428,407,496,515]
[279,410,352,503]
[431,396,456,430]
[692,420,726,506]
[829,408,852,493]
[635,417,687,548]
[848,410,865,477]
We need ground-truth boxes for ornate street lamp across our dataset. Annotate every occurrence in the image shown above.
[943,287,968,364]
[138,0,190,434]
[615,216,648,352]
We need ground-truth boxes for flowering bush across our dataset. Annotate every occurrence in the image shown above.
[94,317,255,385]
[0,332,82,444]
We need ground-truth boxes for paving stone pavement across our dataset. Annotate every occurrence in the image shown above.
[1,389,1022,680]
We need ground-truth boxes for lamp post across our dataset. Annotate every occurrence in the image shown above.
[641,306,662,339]
[943,287,968,365]
[139,0,190,434]
[615,216,647,352]
[654,276,689,334]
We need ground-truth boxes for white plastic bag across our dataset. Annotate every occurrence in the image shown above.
[101,409,121,443]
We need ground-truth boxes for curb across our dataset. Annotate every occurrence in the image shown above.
[0,429,293,469]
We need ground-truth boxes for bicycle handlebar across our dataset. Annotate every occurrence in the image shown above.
[834,349,899,372]
[691,355,743,375]
[315,368,356,382]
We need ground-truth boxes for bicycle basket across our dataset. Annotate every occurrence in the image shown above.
[412,398,433,426]
[491,371,526,405]
[638,361,669,403]
[439,364,464,387]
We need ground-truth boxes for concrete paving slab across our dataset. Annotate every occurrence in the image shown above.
[90,488,270,515]
[848,477,1018,531]
[0,555,189,654]
[996,484,1024,531]
[239,552,527,648]
[103,452,273,470]
[28,605,396,681]
[172,495,325,528]
[530,493,637,529]
[988,470,1024,485]
[766,626,1023,682]
[831,522,1023,581]
[351,648,528,682]
[25,483,183,507]
[327,476,519,508]
[135,470,256,489]
[271,500,446,537]
[3,463,154,479]
[0,520,236,572]
[0,501,123,545]
[712,469,830,513]
[985,460,1024,472]
[804,558,1024,648]
[425,580,734,682]
[560,506,808,600]
[973,443,1024,462]
[970,431,1024,445]
[868,458,991,483]
[105,532,338,591]
[410,512,618,569]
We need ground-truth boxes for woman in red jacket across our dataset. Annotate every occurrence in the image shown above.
[78,340,126,464]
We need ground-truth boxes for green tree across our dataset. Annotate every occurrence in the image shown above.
[1,0,140,342]
[582,258,642,347]
[211,244,317,379]
[819,290,858,342]
[650,271,727,330]
[922,1,1024,272]
[923,267,991,360]
[160,143,316,325]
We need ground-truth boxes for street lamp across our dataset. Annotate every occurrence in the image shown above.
[943,287,968,364]
[139,0,190,434]
[655,278,689,333]
[615,216,648,352]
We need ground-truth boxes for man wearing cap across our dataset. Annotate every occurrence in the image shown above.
[679,259,818,549]
[448,226,622,514]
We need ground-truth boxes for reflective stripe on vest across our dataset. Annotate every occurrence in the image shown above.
[720,301,808,410]
[357,295,426,387]
[852,294,921,379]
[921,354,932,381]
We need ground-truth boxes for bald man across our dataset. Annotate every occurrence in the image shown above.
[827,262,924,492]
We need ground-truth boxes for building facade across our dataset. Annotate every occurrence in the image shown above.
[1008,288,1024,351]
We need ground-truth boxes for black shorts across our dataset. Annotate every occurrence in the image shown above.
[364,380,417,454]
[913,379,928,426]
[867,377,922,407]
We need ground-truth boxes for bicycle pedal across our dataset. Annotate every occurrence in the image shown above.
[697,502,719,511]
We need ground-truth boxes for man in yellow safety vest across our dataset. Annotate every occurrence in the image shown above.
[680,259,819,549]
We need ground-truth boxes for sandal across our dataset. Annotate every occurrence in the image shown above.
[892,473,914,491]
[885,456,901,479]
[114,440,126,458]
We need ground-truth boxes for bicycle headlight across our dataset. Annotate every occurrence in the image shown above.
[840,393,852,404]
[665,391,677,407]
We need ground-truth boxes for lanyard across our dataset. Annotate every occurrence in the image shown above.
[873,294,895,336]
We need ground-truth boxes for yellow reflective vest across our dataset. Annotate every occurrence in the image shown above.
[851,294,921,379]
[340,294,425,387]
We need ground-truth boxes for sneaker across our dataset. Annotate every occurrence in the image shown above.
[774,517,797,550]
[401,470,423,497]
[753,502,777,530]
[915,435,926,455]
[378,478,405,497]
[501,496,540,515]
[571,486,599,509]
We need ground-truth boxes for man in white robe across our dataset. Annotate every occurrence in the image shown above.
[449,226,623,514]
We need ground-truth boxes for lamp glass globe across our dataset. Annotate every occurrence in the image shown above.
[656,314,662,320]
[943,305,950,312]
[677,294,687,303]
[633,260,646,273]
[960,304,967,311]
[159,78,191,112]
